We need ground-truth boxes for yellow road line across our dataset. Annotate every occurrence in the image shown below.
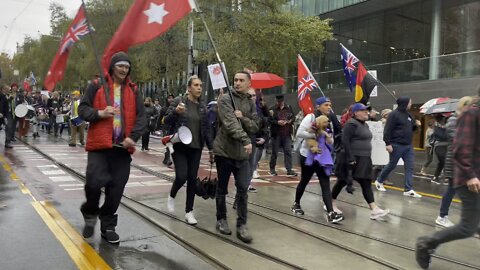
[41,201,111,270]
[32,201,111,270]
[377,184,461,203]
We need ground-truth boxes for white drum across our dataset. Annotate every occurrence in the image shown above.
[15,104,28,118]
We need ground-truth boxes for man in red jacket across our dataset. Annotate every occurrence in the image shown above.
[78,51,146,244]
[416,94,480,269]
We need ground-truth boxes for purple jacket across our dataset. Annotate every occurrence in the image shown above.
[305,133,334,175]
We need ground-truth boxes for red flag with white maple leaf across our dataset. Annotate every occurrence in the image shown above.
[44,4,92,91]
[102,0,196,73]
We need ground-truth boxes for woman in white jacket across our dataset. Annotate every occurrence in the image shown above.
[291,111,343,224]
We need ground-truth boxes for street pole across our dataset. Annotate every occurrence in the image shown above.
[187,18,194,78]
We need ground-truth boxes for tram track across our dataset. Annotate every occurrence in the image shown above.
[20,137,480,269]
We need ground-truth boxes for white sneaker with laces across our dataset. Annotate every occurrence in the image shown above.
[185,211,198,225]
[403,190,422,198]
[370,207,390,220]
[252,170,260,179]
[323,204,343,214]
[375,180,386,192]
[167,196,175,213]
[435,216,454,227]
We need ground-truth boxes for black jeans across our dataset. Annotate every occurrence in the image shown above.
[81,147,132,232]
[5,117,15,143]
[170,144,202,213]
[141,130,150,149]
[332,178,375,204]
[434,145,447,178]
[428,186,480,248]
[215,156,250,227]
[295,156,333,212]
[269,136,293,172]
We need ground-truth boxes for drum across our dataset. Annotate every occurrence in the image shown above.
[15,104,28,118]
[25,105,35,120]
[36,108,48,120]
[71,116,84,127]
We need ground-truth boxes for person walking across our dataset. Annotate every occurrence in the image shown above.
[331,103,389,220]
[435,96,473,227]
[214,71,259,243]
[375,96,422,198]
[430,115,449,184]
[160,94,175,166]
[69,91,85,146]
[164,76,213,225]
[269,94,297,176]
[78,52,146,244]
[141,97,155,151]
[416,94,480,269]
[419,120,435,175]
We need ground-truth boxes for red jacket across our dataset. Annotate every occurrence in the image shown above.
[80,76,146,154]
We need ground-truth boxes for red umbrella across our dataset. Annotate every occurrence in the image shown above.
[250,72,285,89]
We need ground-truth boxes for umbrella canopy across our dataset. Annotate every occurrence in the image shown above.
[420,97,450,113]
[250,72,285,89]
[425,99,459,115]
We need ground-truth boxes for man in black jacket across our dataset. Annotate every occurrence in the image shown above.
[375,96,422,198]
[269,95,296,176]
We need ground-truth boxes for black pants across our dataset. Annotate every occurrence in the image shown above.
[5,117,15,143]
[270,136,293,171]
[434,145,447,178]
[48,115,59,134]
[215,156,249,227]
[295,156,333,212]
[170,144,202,213]
[81,147,132,232]
[427,186,480,248]
[332,178,375,204]
[141,130,150,149]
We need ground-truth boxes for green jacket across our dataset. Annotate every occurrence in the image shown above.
[213,90,259,160]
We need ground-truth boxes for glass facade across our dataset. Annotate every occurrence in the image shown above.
[289,0,366,16]
[295,0,480,90]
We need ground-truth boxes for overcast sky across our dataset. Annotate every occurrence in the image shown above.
[0,0,80,56]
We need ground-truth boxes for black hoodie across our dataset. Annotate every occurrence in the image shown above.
[383,96,418,145]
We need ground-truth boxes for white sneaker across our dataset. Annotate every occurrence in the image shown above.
[185,211,197,225]
[435,216,454,227]
[252,170,259,179]
[323,204,343,214]
[403,190,422,198]
[370,207,390,220]
[375,180,386,192]
[167,196,175,213]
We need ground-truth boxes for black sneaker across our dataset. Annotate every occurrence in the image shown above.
[416,236,434,269]
[216,219,232,235]
[269,169,277,176]
[236,225,253,243]
[101,230,120,244]
[247,186,257,193]
[286,171,298,176]
[4,144,13,149]
[327,211,344,224]
[291,203,304,215]
[82,215,97,238]
[430,177,441,185]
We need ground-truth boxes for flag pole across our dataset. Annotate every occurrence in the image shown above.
[298,54,325,97]
[191,0,237,110]
[81,0,111,106]
[340,43,396,101]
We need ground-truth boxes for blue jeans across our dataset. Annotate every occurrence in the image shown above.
[377,143,414,191]
[440,178,456,217]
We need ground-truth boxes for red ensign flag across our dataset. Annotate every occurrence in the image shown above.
[102,0,196,73]
[297,55,318,115]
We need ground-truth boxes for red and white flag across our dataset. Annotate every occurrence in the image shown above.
[297,55,318,115]
[44,4,92,91]
[102,0,196,73]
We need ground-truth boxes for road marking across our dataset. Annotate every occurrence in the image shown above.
[59,184,84,187]
[37,165,59,168]
[129,175,157,179]
[374,184,461,203]
[49,176,77,182]
[33,201,111,270]
[64,188,84,191]
[42,170,66,175]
